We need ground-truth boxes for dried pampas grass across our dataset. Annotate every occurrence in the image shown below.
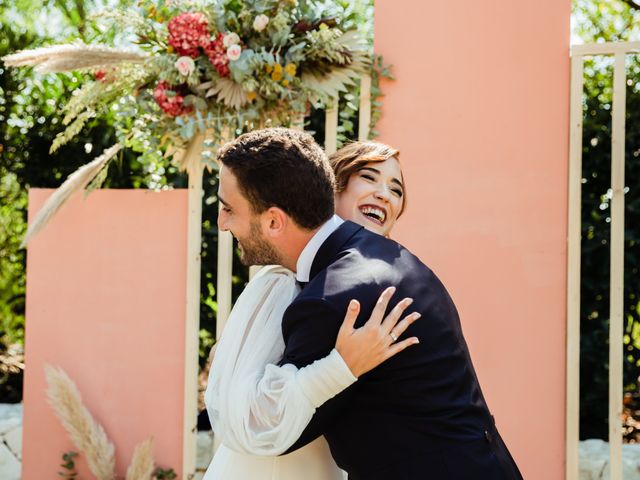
[125,439,155,480]
[1,43,147,73]
[45,365,116,480]
[21,143,121,247]
[45,365,159,480]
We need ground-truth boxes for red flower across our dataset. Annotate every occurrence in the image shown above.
[204,33,230,77]
[94,70,107,81]
[153,81,193,117]
[167,12,210,58]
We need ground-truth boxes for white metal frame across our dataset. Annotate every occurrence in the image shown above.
[567,43,634,480]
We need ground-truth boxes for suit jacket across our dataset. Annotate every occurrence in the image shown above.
[279,221,523,480]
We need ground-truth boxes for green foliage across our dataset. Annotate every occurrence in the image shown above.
[58,451,78,479]
[0,172,26,346]
[153,466,177,479]
[573,0,640,440]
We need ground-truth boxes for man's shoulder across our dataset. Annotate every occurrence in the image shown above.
[336,228,429,278]
[302,229,432,302]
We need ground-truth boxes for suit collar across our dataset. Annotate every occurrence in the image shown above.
[309,221,363,281]
[295,215,344,282]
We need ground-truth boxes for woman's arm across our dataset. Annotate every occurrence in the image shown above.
[205,272,419,456]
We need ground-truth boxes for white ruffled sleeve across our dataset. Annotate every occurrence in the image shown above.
[204,266,356,456]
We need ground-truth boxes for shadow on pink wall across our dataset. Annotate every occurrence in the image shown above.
[374,1,570,478]
[23,189,188,479]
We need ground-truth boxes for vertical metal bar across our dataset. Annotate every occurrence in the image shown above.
[325,98,339,155]
[216,128,234,340]
[608,52,627,480]
[183,133,206,480]
[216,213,234,339]
[566,53,584,480]
[358,75,372,141]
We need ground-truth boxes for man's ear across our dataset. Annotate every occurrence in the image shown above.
[263,206,288,237]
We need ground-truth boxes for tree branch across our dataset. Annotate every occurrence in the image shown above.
[621,0,640,11]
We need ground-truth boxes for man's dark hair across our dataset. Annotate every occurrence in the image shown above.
[217,128,335,230]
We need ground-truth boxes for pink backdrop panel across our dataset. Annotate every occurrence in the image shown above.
[23,189,188,479]
[375,1,569,478]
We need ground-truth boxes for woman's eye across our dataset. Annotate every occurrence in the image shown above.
[222,207,232,213]
[392,188,403,197]
[360,174,375,181]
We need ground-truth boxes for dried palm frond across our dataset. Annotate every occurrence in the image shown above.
[338,30,372,73]
[125,439,155,480]
[2,43,147,73]
[302,68,359,100]
[176,131,206,175]
[45,365,116,480]
[164,142,185,164]
[302,30,370,102]
[22,143,121,247]
[201,77,249,109]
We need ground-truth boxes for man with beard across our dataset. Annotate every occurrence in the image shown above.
[215,128,523,480]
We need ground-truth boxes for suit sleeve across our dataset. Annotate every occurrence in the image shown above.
[278,297,360,453]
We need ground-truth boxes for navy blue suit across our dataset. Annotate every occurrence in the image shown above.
[279,221,522,480]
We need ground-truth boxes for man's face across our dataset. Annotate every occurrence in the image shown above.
[217,166,281,266]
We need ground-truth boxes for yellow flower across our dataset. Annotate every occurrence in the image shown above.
[247,91,257,101]
[319,22,328,30]
[284,63,296,77]
[271,63,283,81]
[265,64,273,74]
[167,45,174,54]
[282,79,289,87]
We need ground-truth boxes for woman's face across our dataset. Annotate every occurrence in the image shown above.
[335,157,404,237]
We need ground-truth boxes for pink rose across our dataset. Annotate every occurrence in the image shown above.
[175,56,196,76]
[253,14,269,32]
[227,44,242,61]
[223,32,240,48]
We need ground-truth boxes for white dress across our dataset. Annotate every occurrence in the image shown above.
[203,266,356,480]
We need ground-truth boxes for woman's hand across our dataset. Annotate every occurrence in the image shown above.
[335,286,421,377]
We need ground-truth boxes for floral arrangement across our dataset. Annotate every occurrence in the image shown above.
[2,0,389,243]
[4,0,371,162]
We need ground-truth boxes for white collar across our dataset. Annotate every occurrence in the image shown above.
[295,215,344,282]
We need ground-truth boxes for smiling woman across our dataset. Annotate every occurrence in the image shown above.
[330,141,405,237]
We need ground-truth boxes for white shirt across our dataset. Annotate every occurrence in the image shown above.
[295,215,344,283]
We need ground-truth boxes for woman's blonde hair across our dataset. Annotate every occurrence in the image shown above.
[329,140,406,216]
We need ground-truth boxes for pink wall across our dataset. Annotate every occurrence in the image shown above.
[375,1,570,478]
[23,189,188,479]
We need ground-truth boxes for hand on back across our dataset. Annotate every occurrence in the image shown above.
[335,287,421,377]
